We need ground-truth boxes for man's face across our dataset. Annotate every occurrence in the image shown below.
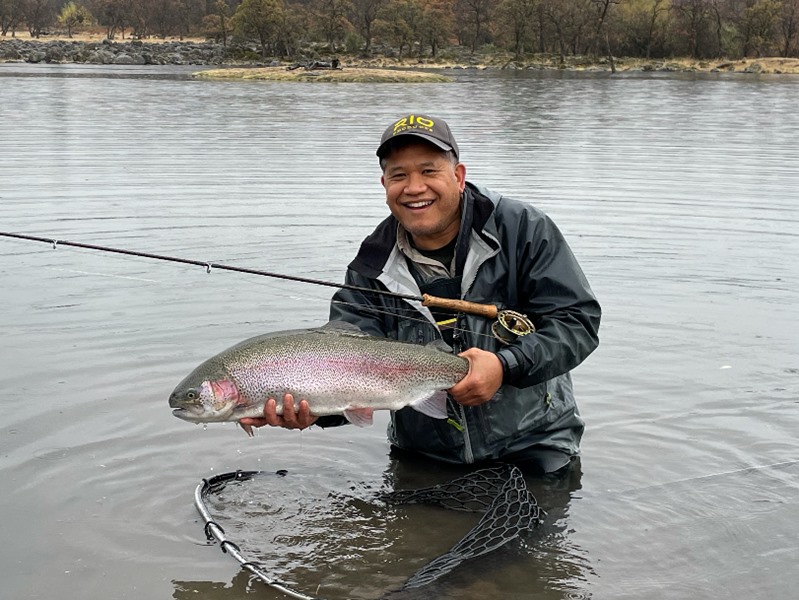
[381,141,466,250]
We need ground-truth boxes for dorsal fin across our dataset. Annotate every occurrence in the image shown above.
[425,338,454,353]
[318,320,370,336]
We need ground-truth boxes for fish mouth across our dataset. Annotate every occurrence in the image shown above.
[172,407,206,422]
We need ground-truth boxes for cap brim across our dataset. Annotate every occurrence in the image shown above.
[376,132,454,158]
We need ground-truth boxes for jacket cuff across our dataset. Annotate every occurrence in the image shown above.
[496,347,523,385]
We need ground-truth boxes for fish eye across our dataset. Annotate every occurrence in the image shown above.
[186,389,198,400]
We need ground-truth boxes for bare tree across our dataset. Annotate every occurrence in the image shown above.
[710,0,743,57]
[374,0,421,59]
[456,0,494,52]
[777,0,799,56]
[231,0,285,57]
[540,0,571,61]
[22,0,57,37]
[671,0,711,58]
[540,0,594,59]
[1,0,23,35]
[645,0,667,58]
[497,0,537,58]
[591,0,620,56]
[418,0,453,57]
[213,0,230,45]
[738,0,780,57]
[89,0,135,39]
[349,0,384,53]
[312,0,351,51]
[275,3,309,56]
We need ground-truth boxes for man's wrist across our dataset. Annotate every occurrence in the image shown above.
[496,347,521,385]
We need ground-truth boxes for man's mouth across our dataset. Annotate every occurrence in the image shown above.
[405,200,434,209]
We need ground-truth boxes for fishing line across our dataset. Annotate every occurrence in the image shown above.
[1,231,516,344]
[16,240,496,343]
[329,299,502,346]
[36,250,495,343]
[0,231,423,303]
[41,266,162,284]
[614,458,799,496]
[208,268,500,345]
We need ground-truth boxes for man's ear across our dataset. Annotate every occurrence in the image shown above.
[455,162,466,192]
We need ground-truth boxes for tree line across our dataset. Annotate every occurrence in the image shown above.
[2,0,798,60]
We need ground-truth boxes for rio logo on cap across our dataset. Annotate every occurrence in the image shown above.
[392,115,435,136]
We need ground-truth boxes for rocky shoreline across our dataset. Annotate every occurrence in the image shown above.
[0,38,231,65]
[2,38,798,74]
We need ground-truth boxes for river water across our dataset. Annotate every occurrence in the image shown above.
[0,63,797,600]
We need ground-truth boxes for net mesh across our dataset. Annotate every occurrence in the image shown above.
[380,464,543,589]
[196,463,542,598]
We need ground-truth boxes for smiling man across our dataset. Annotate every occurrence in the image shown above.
[242,114,601,476]
[380,122,465,250]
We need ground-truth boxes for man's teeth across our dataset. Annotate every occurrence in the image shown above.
[407,200,433,208]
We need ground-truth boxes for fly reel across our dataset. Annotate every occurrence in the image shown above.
[492,310,535,345]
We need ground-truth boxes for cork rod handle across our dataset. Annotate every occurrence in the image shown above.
[421,294,499,319]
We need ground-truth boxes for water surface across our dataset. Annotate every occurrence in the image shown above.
[1,64,798,600]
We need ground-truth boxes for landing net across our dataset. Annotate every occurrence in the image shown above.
[194,464,542,599]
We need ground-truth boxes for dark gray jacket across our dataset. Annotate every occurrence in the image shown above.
[328,183,601,464]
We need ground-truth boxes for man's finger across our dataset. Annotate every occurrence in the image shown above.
[297,399,318,429]
[281,394,298,427]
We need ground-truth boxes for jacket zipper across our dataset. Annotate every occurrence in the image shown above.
[452,315,475,464]
[458,403,475,464]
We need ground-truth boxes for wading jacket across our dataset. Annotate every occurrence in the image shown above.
[327,183,601,465]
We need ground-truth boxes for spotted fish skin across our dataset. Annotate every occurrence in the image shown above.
[169,321,469,427]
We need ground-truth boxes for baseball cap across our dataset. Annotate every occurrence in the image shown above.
[376,114,459,161]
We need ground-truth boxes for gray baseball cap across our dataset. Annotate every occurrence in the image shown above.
[376,114,459,160]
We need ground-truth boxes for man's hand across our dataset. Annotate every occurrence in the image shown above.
[239,393,318,436]
[448,348,504,406]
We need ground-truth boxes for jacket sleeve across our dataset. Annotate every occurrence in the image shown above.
[495,207,601,388]
[328,268,396,338]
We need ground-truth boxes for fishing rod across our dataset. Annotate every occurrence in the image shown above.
[0,232,529,332]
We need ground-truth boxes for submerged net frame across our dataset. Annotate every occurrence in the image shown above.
[194,464,542,599]
[194,470,317,600]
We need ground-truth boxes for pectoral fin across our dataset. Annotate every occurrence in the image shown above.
[343,407,375,427]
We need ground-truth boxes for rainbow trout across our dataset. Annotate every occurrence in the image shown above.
[169,321,469,427]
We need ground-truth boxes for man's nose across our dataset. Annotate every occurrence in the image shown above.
[404,172,427,194]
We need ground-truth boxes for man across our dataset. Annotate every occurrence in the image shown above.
[241,114,601,475]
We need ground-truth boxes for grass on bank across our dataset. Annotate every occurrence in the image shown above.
[192,66,453,83]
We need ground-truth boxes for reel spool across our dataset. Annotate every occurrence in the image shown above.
[492,310,535,345]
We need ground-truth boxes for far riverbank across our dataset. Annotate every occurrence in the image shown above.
[2,36,798,75]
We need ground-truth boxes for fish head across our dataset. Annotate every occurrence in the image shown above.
[169,361,241,423]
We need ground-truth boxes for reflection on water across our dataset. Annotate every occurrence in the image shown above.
[0,62,202,79]
[1,63,798,600]
[173,571,255,599]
